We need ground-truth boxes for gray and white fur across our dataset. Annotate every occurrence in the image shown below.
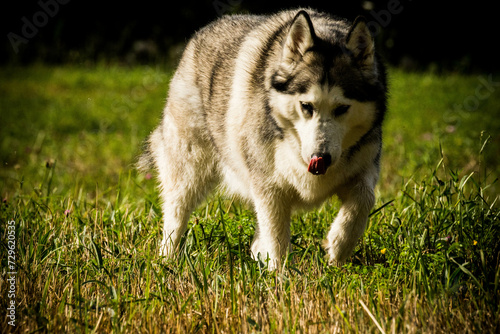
[139,8,387,269]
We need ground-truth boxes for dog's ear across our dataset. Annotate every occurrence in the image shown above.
[346,16,375,69]
[281,10,316,65]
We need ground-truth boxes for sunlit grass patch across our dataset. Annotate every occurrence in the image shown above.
[0,65,499,332]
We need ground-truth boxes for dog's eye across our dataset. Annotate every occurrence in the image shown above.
[300,102,314,117]
[334,105,350,117]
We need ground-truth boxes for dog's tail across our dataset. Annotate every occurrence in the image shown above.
[136,135,155,173]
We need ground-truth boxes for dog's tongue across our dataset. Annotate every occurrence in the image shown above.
[308,156,326,175]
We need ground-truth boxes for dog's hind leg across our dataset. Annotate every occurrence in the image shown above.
[149,117,218,259]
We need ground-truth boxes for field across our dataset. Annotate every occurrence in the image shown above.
[1,65,499,333]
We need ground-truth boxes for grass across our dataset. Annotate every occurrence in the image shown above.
[0,65,499,333]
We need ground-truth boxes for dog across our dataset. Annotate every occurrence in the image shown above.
[139,8,387,269]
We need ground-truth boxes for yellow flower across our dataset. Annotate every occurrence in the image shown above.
[381,248,387,255]
[473,240,478,246]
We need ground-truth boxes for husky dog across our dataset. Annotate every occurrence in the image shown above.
[139,8,387,269]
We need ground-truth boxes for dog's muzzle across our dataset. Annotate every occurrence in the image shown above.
[307,153,332,175]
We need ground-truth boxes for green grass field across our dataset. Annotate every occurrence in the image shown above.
[1,65,499,333]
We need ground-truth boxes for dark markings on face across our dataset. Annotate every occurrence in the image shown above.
[271,37,387,135]
[271,21,387,103]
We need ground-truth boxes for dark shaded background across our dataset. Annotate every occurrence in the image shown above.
[1,1,497,72]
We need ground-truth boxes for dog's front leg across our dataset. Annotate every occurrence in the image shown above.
[250,191,292,270]
[324,178,376,265]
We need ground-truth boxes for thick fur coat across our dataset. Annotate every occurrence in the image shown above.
[139,9,387,269]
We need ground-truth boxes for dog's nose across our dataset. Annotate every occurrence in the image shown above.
[308,153,332,175]
[314,153,332,168]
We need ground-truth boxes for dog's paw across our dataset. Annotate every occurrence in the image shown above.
[251,249,280,271]
[322,237,352,266]
[254,253,281,271]
[251,244,282,271]
[327,258,346,267]
[159,240,176,258]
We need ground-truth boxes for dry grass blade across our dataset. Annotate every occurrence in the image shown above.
[359,299,386,334]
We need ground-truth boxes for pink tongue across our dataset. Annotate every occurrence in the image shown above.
[308,156,326,175]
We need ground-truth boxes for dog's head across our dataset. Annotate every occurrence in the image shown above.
[270,10,386,175]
